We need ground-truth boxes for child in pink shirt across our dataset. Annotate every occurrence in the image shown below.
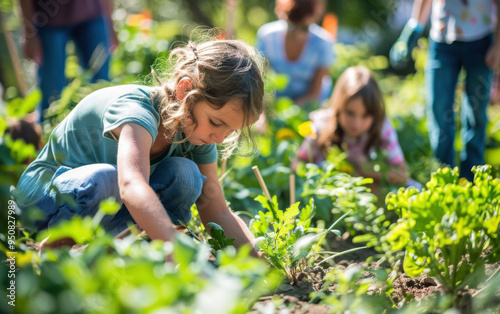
[294,66,412,189]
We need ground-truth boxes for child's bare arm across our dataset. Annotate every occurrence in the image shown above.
[356,160,408,186]
[295,67,329,106]
[386,162,409,186]
[115,122,176,242]
[18,0,43,64]
[196,162,259,256]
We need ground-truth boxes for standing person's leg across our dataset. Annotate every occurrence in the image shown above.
[36,26,69,123]
[461,35,492,181]
[425,39,462,167]
[104,157,206,236]
[71,15,110,82]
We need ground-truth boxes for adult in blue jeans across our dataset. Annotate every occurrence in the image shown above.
[390,0,500,181]
[18,0,116,123]
[13,39,266,258]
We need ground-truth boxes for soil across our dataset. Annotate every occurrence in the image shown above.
[248,235,500,314]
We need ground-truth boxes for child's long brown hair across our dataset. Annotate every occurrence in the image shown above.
[317,66,385,155]
[151,38,267,158]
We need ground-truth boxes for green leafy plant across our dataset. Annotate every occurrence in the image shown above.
[0,200,280,314]
[0,118,39,248]
[250,196,362,284]
[250,196,316,283]
[300,160,395,257]
[310,264,393,313]
[206,222,235,251]
[383,165,500,307]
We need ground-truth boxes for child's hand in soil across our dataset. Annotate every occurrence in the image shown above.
[348,153,368,173]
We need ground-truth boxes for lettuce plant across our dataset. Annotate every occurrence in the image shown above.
[384,165,500,305]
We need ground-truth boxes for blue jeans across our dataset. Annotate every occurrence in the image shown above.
[37,16,111,123]
[25,157,206,236]
[426,35,492,181]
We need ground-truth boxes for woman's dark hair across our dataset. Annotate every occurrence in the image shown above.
[275,0,321,24]
[287,0,317,23]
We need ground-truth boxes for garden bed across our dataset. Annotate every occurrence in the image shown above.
[249,235,500,313]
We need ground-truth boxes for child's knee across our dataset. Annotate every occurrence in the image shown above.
[151,157,206,224]
[169,158,205,203]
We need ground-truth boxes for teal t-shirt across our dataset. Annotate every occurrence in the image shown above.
[16,85,217,205]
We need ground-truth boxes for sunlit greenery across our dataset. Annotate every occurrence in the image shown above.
[2,1,500,313]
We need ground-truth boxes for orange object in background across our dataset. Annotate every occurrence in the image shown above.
[127,10,152,33]
[322,12,338,41]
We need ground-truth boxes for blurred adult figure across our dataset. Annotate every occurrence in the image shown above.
[256,0,335,106]
[18,0,116,123]
[5,118,42,165]
[390,0,500,181]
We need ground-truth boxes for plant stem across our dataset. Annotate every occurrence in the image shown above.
[318,246,368,265]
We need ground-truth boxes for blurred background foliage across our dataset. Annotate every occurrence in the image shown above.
[1,2,500,311]
[1,0,499,210]
[0,0,407,93]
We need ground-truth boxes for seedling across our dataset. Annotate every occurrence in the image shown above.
[206,222,235,251]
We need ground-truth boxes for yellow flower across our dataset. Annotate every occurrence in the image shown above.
[16,250,40,267]
[276,128,296,140]
[297,121,317,139]
[339,162,354,175]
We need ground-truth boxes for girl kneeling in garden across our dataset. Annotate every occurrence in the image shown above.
[294,65,421,194]
[14,39,265,252]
